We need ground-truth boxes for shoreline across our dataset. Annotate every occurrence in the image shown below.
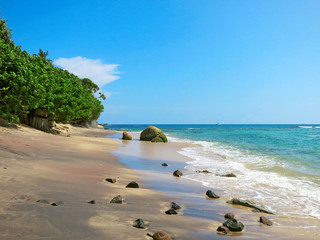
[110,131,320,239]
[0,125,319,239]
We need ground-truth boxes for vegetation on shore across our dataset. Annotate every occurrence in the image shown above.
[0,17,105,125]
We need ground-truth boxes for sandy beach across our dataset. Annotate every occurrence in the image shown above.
[0,125,319,240]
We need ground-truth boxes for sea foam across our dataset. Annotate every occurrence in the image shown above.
[168,136,320,220]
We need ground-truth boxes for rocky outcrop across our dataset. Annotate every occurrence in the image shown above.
[227,198,274,214]
[20,109,52,132]
[50,122,71,137]
[122,131,132,140]
[140,126,168,143]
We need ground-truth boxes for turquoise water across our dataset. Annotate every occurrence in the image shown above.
[104,124,320,219]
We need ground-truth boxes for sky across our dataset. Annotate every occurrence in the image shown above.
[1,0,320,124]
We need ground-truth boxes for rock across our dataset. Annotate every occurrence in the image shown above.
[161,163,168,167]
[259,216,273,226]
[88,200,96,204]
[106,178,117,183]
[165,208,178,215]
[122,131,132,140]
[226,198,274,214]
[51,200,63,206]
[133,218,147,229]
[224,212,235,219]
[110,195,125,204]
[50,122,71,137]
[196,170,211,173]
[171,202,181,210]
[221,173,237,177]
[126,181,139,188]
[223,218,244,232]
[217,226,230,234]
[140,126,168,143]
[173,170,183,177]
[37,199,50,204]
[148,231,172,240]
[206,190,220,199]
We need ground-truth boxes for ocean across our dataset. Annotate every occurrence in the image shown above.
[104,124,320,220]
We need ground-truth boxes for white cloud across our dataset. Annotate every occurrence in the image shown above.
[54,56,120,88]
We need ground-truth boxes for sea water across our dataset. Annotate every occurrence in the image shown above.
[104,124,320,219]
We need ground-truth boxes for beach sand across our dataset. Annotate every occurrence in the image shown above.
[0,125,319,239]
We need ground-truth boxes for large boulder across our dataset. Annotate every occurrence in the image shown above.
[140,126,168,143]
[122,131,132,140]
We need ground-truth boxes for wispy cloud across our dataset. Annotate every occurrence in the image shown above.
[54,56,120,88]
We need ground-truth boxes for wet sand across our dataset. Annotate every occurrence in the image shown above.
[0,125,319,239]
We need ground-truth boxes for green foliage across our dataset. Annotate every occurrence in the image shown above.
[0,18,105,124]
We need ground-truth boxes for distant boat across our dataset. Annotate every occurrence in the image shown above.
[216,122,221,125]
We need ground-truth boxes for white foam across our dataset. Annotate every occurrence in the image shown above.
[169,136,320,219]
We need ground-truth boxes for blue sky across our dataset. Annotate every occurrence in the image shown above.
[1,0,320,124]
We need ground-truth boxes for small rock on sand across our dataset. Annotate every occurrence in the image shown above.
[148,231,172,240]
[161,163,168,167]
[222,218,244,232]
[110,195,125,204]
[224,212,235,219]
[126,181,139,188]
[88,200,96,204]
[37,199,50,204]
[51,200,63,206]
[165,208,178,215]
[171,202,181,210]
[173,170,183,177]
[206,190,220,199]
[133,218,147,229]
[106,178,117,183]
[259,216,273,226]
[217,225,230,234]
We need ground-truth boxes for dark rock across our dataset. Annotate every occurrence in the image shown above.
[224,212,235,219]
[122,131,132,140]
[161,163,168,167]
[259,216,273,226]
[206,190,220,199]
[126,181,139,188]
[221,173,237,177]
[140,126,168,143]
[217,225,230,234]
[37,199,50,204]
[223,218,244,232]
[165,208,178,215]
[173,170,183,177]
[88,200,96,204]
[133,218,147,229]
[51,200,63,206]
[171,202,181,210]
[106,178,117,183]
[149,231,172,240]
[196,170,211,173]
[226,198,274,214]
[110,195,125,204]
